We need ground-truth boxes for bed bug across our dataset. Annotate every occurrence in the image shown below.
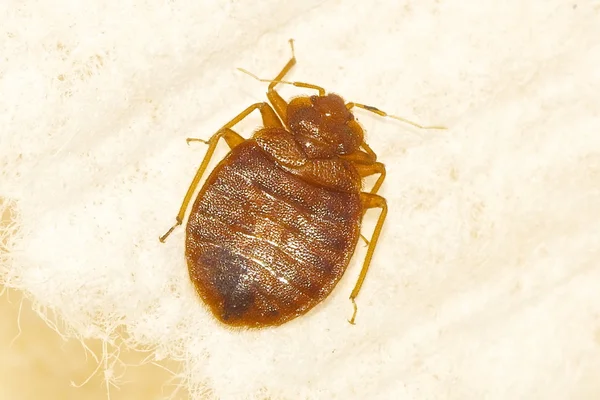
[160,40,444,328]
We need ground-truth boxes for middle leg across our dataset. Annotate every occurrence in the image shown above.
[159,102,281,242]
[354,162,386,195]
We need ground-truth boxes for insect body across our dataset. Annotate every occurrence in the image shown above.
[160,40,441,328]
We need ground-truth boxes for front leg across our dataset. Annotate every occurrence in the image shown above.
[240,39,326,123]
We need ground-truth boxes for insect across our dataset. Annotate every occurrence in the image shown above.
[160,40,444,328]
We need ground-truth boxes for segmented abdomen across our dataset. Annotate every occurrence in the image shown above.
[185,141,362,327]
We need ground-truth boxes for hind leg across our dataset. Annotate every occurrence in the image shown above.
[348,193,388,324]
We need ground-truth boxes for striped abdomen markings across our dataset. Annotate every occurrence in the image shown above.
[185,141,362,326]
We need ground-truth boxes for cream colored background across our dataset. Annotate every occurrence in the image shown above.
[2,1,600,399]
[0,203,183,399]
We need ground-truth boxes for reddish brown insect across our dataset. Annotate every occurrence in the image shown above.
[160,40,443,328]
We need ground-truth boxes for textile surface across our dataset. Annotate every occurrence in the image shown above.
[1,1,599,398]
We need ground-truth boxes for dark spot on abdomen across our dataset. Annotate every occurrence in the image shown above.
[198,245,255,322]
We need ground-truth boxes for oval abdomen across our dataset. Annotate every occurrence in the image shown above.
[185,141,362,327]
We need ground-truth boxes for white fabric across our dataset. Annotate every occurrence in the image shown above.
[2,1,600,398]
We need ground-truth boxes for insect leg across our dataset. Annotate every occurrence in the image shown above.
[338,160,385,246]
[159,128,242,242]
[354,162,386,195]
[361,142,378,162]
[159,102,282,242]
[341,149,375,165]
[348,192,388,325]
[265,39,326,122]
